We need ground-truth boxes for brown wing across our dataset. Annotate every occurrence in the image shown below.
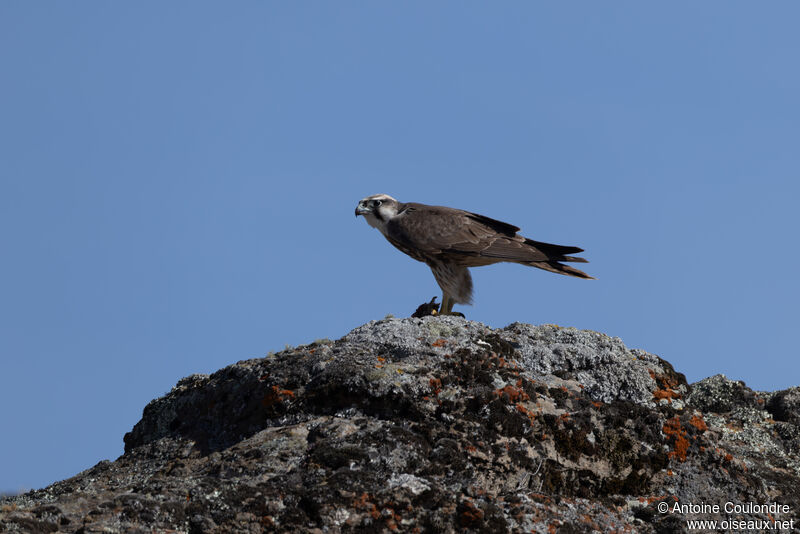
[385,203,593,278]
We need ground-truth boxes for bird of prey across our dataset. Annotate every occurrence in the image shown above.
[355,194,593,315]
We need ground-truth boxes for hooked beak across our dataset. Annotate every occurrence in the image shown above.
[355,203,370,217]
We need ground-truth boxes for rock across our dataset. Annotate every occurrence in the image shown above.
[686,374,760,413]
[2,317,799,533]
[766,386,800,426]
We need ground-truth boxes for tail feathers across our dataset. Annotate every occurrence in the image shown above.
[526,260,595,279]
[522,238,593,278]
[562,255,588,264]
[478,236,594,278]
[524,238,584,258]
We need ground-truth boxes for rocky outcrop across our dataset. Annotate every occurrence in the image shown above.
[2,317,799,533]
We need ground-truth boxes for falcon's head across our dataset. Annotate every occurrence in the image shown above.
[355,194,400,235]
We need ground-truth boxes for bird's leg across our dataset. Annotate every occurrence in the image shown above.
[439,293,455,315]
[438,294,465,317]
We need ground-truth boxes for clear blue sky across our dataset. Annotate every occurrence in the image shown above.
[2,2,798,494]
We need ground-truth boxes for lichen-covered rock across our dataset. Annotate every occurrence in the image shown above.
[2,317,799,533]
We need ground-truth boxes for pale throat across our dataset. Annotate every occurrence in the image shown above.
[364,205,398,236]
[363,212,389,235]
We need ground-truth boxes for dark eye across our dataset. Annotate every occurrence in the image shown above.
[373,199,382,207]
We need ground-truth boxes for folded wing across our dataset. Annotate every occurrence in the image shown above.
[385,204,593,279]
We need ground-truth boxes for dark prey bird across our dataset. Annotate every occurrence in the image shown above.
[355,194,593,315]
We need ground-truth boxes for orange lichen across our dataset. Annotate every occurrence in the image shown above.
[262,385,294,407]
[272,386,294,398]
[354,492,381,520]
[459,500,484,525]
[495,385,530,403]
[384,507,401,531]
[515,403,532,415]
[649,368,683,403]
[431,338,447,347]
[689,414,708,432]
[514,403,537,425]
[662,416,690,462]
[653,388,681,403]
[429,378,442,396]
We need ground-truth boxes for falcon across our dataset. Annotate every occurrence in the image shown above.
[355,194,593,315]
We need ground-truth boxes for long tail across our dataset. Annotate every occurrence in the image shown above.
[521,238,595,279]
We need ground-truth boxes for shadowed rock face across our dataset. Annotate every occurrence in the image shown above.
[2,317,799,533]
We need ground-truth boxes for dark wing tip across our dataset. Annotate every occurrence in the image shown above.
[465,212,521,235]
